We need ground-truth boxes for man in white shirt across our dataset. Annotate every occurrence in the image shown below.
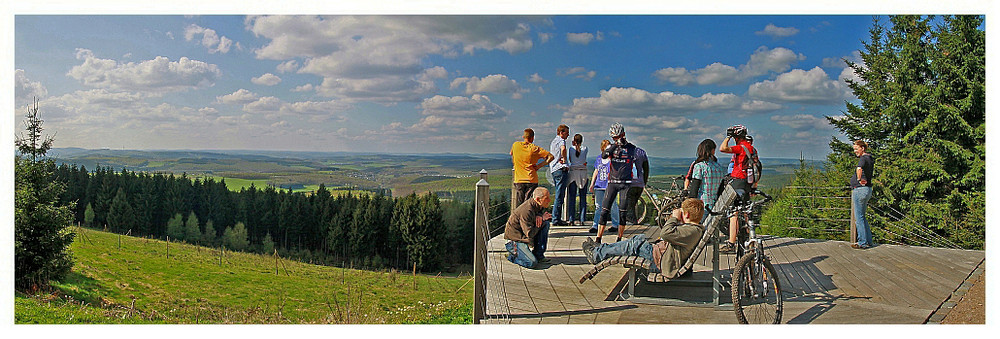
[549,124,570,226]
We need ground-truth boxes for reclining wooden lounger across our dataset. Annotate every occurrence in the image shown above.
[578,185,739,294]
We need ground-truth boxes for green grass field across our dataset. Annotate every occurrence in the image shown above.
[15,228,474,324]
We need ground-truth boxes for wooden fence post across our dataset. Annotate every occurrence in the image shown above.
[166,236,170,259]
[473,169,489,324]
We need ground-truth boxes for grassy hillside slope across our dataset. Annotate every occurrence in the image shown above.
[15,228,474,324]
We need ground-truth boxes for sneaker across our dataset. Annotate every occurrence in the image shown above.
[537,257,552,263]
[553,220,568,226]
[588,226,598,233]
[607,226,618,233]
[719,241,737,254]
[582,238,597,265]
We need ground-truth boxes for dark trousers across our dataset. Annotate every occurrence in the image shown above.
[513,182,538,209]
[599,182,631,226]
[625,186,644,225]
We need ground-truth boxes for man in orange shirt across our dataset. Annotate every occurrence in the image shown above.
[511,128,556,208]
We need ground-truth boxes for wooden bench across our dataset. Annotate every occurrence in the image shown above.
[578,185,739,306]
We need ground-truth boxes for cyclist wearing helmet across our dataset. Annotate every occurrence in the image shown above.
[596,122,638,243]
[719,124,755,253]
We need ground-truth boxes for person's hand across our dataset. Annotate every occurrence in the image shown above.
[589,186,594,193]
[671,208,683,220]
[543,212,552,221]
[535,215,543,227]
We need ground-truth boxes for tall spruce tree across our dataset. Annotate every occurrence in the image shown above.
[166,213,184,241]
[761,16,986,249]
[14,99,75,290]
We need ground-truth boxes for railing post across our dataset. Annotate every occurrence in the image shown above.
[474,169,489,324]
[849,189,857,244]
[511,168,517,214]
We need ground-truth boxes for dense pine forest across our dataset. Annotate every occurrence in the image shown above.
[52,163,510,272]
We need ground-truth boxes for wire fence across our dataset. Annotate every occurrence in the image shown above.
[778,185,965,249]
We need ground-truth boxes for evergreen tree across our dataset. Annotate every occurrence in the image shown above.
[14,99,75,290]
[184,212,200,243]
[166,213,184,241]
[185,215,202,244]
[107,188,136,234]
[261,232,275,254]
[223,222,250,251]
[766,16,985,249]
[202,219,217,246]
[84,202,95,227]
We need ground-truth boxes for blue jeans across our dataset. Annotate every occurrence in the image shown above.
[852,186,874,247]
[505,241,536,268]
[567,180,588,223]
[533,220,550,260]
[591,234,658,272]
[551,169,569,222]
[592,189,619,228]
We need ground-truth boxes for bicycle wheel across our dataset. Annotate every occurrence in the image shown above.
[635,197,649,225]
[731,251,783,324]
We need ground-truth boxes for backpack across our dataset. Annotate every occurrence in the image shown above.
[740,144,762,185]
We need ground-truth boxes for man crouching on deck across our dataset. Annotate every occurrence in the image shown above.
[582,198,704,277]
[504,187,553,268]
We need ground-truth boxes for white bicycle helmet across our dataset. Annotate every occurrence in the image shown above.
[609,122,625,138]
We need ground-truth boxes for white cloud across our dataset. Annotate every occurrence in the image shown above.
[741,100,783,112]
[538,32,553,43]
[756,23,800,38]
[527,73,548,84]
[748,67,854,104]
[67,49,221,93]
[15,69,48,106]
[241,96,351,119]
[246,16,546,102]
[654,46,804,86]
[450,74,522,97]
[251,73,282,86]
[276,60,299,73]
[409,94,509,135]
[243,96,284,113]
[566,31,604,45]
[558,67,597,81]
[184,24,235,54]
[771,114,833,131]
[419,66,449,81]
[291,84,315,92]
[652,67,694,86]
[565,87,743,117]
[216,89,259,105]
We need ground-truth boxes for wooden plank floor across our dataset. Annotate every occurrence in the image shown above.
[483,223,984,324]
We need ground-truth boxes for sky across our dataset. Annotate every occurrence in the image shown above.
[10,13,885,159]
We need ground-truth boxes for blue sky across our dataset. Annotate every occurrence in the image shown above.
[6,13,924,158]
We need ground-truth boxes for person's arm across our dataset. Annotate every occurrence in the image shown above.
[601,143,618,159]
[719,136,734,154]
[642,157,650,184]
[559,141,567,164]
[590,167,599,192]
[533,149,554,170]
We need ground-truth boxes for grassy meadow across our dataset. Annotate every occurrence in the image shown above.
[15,228,475,324]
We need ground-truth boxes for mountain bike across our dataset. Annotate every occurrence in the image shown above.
[727,189,783,324]
[638,175,686,226]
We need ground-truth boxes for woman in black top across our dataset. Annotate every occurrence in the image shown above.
[850,140,875,249]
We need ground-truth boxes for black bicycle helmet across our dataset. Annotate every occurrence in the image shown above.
[728,124,748,139]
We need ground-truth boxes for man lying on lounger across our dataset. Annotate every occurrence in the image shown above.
[582,198,705,278]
